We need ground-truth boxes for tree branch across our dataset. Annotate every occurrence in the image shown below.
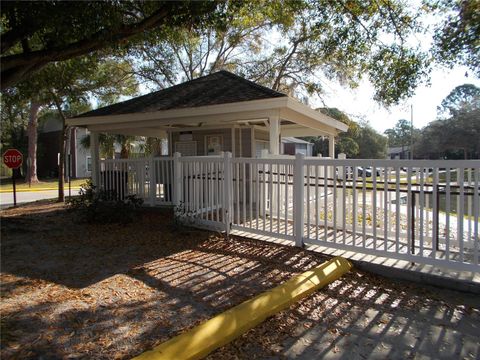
[1,6,170,89]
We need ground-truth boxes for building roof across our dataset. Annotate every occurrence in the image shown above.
[281,137,312,145]
[76,70,287,118]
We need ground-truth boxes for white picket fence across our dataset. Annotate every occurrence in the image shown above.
[99,156,174,205]
[98,153,480,272]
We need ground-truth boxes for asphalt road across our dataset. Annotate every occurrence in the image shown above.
[0,189,81,208]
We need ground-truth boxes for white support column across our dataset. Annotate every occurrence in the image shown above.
[293,153,305,247]
[269,115,280,155]
[329,135,335,158]
[231,128,236,157]
[91,131,100,187]
[173,152,182,206]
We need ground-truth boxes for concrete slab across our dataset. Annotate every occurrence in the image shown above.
[230,229,480,294]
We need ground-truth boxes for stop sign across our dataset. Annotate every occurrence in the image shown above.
[3,149,23,169]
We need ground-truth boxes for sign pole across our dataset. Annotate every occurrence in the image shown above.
[12,169,17,206]
[3,149,23,207]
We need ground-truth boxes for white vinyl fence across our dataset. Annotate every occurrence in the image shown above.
[99,156,174,205]
[99,153,480,272]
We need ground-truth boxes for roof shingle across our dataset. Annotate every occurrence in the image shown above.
[76,70,286,118]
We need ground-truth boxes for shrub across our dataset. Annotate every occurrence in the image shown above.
[67,180,144,224]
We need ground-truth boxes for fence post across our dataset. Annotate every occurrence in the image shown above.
[173,152,182,207]
[223,152,233,236]
[336,153,346,229]
[293,153,305,247]
[149,157,156,206]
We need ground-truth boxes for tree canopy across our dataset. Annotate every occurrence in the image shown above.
[383,119,418,149]
[429,0,480,77]
[302,108,387,159]
[438,83,480,117]
[130,0,431,106]
[414,83,480,159]
[0,1,223,89]
[2,0,478,108]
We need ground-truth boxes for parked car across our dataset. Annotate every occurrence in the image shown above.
[353,167,380,177]
[342,166,380,179]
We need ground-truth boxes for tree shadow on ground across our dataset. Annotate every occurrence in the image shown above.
[207,268,480,360]
[1,202,479,359]
[1,202,331,358]
[1,204,210,288]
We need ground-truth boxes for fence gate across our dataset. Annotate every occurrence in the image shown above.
[99,157,174,205]
[175,154,230,232]
[230,157,297,241]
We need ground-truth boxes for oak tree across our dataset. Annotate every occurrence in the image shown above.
[1,1,222,89]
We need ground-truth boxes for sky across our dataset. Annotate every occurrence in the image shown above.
[308,1,480,134]
[317,66,480,133]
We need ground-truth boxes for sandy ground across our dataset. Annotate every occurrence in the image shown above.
[1,201,479,359]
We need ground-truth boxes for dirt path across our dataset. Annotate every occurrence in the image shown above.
[1,201,479,359]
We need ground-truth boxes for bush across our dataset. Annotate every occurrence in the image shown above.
[67,179,144,224]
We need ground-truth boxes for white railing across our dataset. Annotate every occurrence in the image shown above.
[99,156,174,205]
[173,154,228,231]
[98,152,480,272]
[299,157,479,272]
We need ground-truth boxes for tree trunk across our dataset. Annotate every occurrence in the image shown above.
[26,102,41,184]
[52,96,67,202]
[57,124,69,202]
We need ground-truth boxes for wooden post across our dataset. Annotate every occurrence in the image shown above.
[293,153,305,247]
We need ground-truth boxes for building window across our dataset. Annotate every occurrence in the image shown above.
[86,156,92,172]
[205,135,223,155]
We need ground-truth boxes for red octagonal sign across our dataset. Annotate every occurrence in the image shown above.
[3,148,23,169]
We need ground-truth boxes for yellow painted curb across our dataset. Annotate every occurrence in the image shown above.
[133,256,352,360]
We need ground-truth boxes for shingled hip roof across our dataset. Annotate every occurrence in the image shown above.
[75,70,287,118]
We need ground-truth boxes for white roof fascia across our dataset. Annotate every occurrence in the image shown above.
[285,98,349,132]
[67,97,288,127]
[86,110,277,132]
[281,127,330,137]
[280,107,339,136]
[167,124,239,132]
[105,128,168,138]
[281,137,311,144]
